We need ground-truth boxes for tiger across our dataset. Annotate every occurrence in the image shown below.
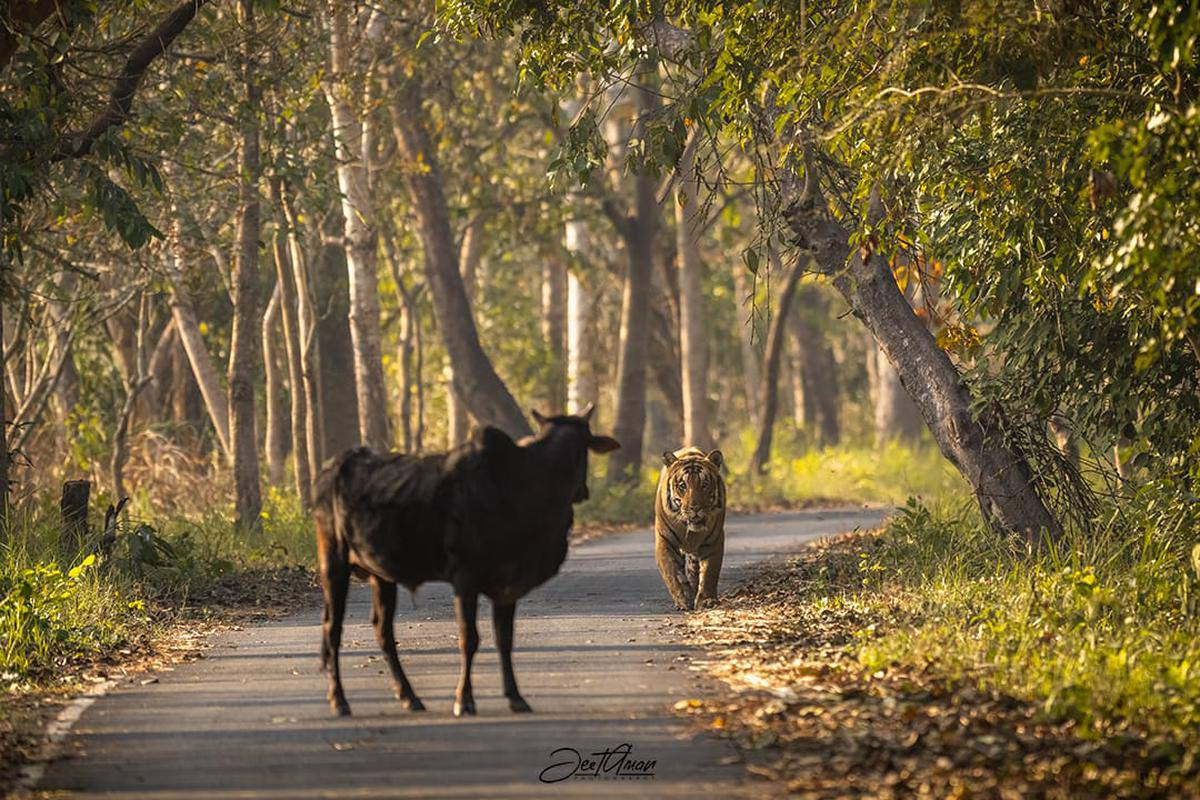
[654,446,726,611]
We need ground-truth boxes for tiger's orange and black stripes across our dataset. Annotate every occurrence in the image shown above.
[654,446,726,610]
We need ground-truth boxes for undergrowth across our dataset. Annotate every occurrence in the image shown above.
[0,485,312,688]
[855,477,1200,769]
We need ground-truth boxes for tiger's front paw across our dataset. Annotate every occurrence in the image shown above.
[694,595,719,610]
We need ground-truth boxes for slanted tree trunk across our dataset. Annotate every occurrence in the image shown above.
[272,179,312,505]
[389,83,531,438]
[228,0,263,530]
[731,262,762,427]
[750,251,804,473]
[675,138,711,449]
[783,164,1059,545]
[262,284,287,486]
[542,257,567,414]
[323,1,391,451]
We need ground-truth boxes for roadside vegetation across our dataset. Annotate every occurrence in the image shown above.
[681,478,1200,797]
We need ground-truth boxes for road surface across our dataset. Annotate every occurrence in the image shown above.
[38,508,885,798]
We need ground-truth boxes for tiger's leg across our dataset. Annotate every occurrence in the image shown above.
[684,554,700,598]
[655,533,694,611]
[695,541,724,610]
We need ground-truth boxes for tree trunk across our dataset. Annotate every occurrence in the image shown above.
[563,218,597,418]
[542,257,567,413]
[323,1,391,451]
[262,284,287,486]
[675,138,711,449]
[313,203,359,458]
[282,191,328,485]
[59,480,90,556]
[605,78,658,483]
[272,179,312,505]
[165,217,232,460]
[228,0,263,531]
[388,84,531,438]
[731,262,762,427]
[447,216,485,445]
[783,169,1059,545]
[791,288,840,446]
[873,343,923,445]
[750,252,804,473]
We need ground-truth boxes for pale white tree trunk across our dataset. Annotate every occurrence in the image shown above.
[262,284,287,486]
[323,1,390,451]
[542,258,567,413]
[565,263,595,416]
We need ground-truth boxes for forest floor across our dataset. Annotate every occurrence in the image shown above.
[678,531,1199,798]
[0,565,317,795]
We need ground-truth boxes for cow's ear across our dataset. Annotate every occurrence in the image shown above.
[530,409,550,427]
[706,449,724,471]
[479,426,519,458]
[662,450,678,466]
[587,435,620,454]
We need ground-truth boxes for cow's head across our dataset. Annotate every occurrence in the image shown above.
[528,403,619,503]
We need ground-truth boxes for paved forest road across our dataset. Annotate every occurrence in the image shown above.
[39,508,885,799]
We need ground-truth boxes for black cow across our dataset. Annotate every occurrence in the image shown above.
[313,405,619,717]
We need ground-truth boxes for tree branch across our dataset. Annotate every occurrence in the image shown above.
[56,0,211,160]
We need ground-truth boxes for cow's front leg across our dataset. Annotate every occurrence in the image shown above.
[453,590,480,717]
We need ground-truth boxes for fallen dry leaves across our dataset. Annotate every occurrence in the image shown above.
[676,532,1199,799]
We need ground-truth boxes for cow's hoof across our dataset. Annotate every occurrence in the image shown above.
[508,696,532,713]
[401,695,426,712]
[331,699,351,717]
[453,698,476,717]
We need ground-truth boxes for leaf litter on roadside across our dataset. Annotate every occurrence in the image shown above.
[675,531,1198,799]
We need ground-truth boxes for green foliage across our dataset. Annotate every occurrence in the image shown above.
[857,479,1200,757]
[0,547,141,683]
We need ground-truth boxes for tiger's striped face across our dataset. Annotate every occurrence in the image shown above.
[662,449,724,532]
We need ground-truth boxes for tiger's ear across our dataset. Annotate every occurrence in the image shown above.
[706,449,724,471]
[662,450,678,466]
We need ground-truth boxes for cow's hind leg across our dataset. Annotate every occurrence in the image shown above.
[317,521,351,716]
[369,575,425,711]
[493,601,531,713]
[452,590,480,717]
